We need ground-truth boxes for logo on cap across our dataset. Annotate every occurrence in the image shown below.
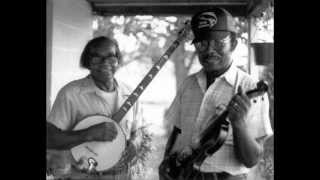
[197,12,218,29]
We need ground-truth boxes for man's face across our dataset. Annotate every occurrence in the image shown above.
[88,43,119,83]
[194,31,235,72]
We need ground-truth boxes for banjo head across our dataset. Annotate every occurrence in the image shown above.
[70,115,126,172]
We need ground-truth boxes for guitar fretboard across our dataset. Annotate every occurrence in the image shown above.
[112,25,190,122]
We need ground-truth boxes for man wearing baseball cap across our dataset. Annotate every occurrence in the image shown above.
[163,7,273,180]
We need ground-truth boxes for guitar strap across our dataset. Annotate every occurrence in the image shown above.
[164,126,182,157]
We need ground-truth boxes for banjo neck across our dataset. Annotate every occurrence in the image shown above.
[112,21,191,122]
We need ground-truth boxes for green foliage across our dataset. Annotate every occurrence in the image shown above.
[258,150,274,180]
[234,17,249,44]
[258,62,274,180]
[94,16,191,63]
[254,5,274,26]
[252,5,274,43]
[93,15,196,89]
[130,125,153,178]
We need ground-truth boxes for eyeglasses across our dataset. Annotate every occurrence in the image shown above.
[194,35,231,52]
[90,53,118,65]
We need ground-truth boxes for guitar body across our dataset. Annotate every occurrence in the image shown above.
[70,115,126,172]
[159,120,230,180]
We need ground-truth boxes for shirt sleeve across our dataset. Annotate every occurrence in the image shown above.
[246,93,274,141]
[47,88,74,131]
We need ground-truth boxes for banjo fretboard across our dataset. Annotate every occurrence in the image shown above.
[112,21,191,122]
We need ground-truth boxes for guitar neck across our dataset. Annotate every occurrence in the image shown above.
[112,37,185,122]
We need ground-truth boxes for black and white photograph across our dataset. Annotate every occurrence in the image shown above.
[46,0,274,180]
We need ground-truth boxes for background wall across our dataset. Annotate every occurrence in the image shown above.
[47,0,53,117]
[47,0,93,114]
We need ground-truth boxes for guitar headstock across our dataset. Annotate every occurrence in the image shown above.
[246,80,269,99]
[257,80,269,93]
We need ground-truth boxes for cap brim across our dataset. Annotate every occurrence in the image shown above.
[192,30,234,44]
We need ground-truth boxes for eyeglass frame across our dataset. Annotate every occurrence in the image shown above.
[89,52,119,66]
[194,35,232,52]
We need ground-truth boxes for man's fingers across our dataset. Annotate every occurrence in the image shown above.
[105,122,117,134]
[234,91,251,110]
[235,95,249,110]
[105,122,115,129]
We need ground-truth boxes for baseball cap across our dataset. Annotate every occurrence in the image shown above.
[191,7,237,43]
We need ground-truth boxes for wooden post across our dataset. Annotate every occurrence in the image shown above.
[46,0,53,117]
[248,17,259,81]
[248,17,252,74]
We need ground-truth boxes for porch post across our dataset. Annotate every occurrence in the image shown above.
[46,0,53,117]
[248,17,259,80]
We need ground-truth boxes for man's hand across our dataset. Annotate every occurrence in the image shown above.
[227,86,265,168]
[178,145,193,161]
[85,122,118,142]
[228,86,251,126]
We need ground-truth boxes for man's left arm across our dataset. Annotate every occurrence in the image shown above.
[231,120,264,168]
[228,86,273,168]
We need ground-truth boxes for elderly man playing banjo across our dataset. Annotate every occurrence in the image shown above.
[46,36,143,180]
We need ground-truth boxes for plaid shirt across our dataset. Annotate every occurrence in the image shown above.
[47,75,142,179]
[166,63,273,175]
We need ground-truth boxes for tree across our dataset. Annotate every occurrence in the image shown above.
[94,15,196,89]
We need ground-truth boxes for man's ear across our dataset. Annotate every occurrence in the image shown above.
[87,62,93,71]
[230,38,238,52]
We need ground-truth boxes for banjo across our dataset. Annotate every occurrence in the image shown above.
[69,20,192,174]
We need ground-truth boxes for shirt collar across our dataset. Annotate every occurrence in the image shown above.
[80,75,122,96]
[220,62,238,86]
[195,62,238,93]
